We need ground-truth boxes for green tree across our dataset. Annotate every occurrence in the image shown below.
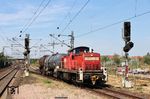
[101,56,110,63]
[112,54,121,65]
[101,56,110,66]
[0,53,7,61]
[0,52,8,67]
[143,52,150,65]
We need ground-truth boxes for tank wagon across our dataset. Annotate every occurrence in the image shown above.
[39,55,49,74]
[39,46,107,85]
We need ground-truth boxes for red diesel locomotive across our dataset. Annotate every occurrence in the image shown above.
[39,46,107,85]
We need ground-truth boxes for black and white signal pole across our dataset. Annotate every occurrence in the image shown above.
[123,22,134,87]
[24,34,30,76]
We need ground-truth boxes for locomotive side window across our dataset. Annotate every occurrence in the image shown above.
[75,49,80,54]
[75,47,89,54]
[68,46,89,54]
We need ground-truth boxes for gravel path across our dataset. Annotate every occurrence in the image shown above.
[11,73,107,99]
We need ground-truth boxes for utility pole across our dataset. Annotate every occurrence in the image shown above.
[48,34,60,52]
[58,31,75,50]
[70,31,74,49]
[24,34,30,76]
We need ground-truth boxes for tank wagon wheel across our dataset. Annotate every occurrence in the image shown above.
[41,67,46,75]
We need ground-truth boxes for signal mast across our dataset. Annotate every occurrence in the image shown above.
[24,34,30,76]
[122,22,134,87]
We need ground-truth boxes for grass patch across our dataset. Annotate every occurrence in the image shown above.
[43,79,51,84]
[136,86,143,93]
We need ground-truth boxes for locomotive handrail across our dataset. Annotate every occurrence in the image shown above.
[60,61,63,68]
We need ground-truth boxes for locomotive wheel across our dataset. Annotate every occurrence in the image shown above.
[57,72,63,79]
[42,70,46,75]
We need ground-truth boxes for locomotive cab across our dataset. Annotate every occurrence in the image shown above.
[68,46,101,71]
[67,46,107,85]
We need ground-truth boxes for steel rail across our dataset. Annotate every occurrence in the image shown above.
[91,88,144,99]
[0,68,18,96]
[104,88,144,99]
[0,68,16,80]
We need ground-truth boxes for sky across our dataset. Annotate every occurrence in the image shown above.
[0,0,150,58]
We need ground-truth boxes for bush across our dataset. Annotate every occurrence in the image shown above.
[143,53,150,65]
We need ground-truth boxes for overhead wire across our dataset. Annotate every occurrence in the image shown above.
[20,0,46,34]
[0,27,10,46]
[75,10,150,38]
[20,0,52,35]
[40,44,54,53]
[61,0,90,33]
[30,39,42,49]
[134,0,138,17]
[57,0,78,29]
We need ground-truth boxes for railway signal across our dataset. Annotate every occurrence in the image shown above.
[25,35,30,54]
[24,34,30,76]
[122,22,134,88]
[123,22,134,53]
[25,38,29,49]
[123,42,134,52]
[124,22,131,42]
[23,51,28,56]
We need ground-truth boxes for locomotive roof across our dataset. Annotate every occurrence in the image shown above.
[68,46,90,52]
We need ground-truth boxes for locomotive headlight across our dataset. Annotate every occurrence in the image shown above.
[91,75,99,85]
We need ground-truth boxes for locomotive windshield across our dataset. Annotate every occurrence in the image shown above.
[69,46,89,54]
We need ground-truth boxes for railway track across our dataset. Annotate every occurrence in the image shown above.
[0,66,12,72]
[0,67,15,80]
[30,66,148,99]
[0,67,18,97]
[90,88,145,99]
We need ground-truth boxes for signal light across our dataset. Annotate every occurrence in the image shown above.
[27,49,30,54]
[123,42,134,52]
[23,51,28,56]
[23,50,30,56]
[25,38,29,49]
[124,22,131,42]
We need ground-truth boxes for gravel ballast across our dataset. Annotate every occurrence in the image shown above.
[11,73,106,99]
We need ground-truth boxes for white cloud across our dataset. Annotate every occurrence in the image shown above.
[0,3,68,27]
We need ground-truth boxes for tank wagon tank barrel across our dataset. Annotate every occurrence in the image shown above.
[46,53,66,70]
[39,55,49,73]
